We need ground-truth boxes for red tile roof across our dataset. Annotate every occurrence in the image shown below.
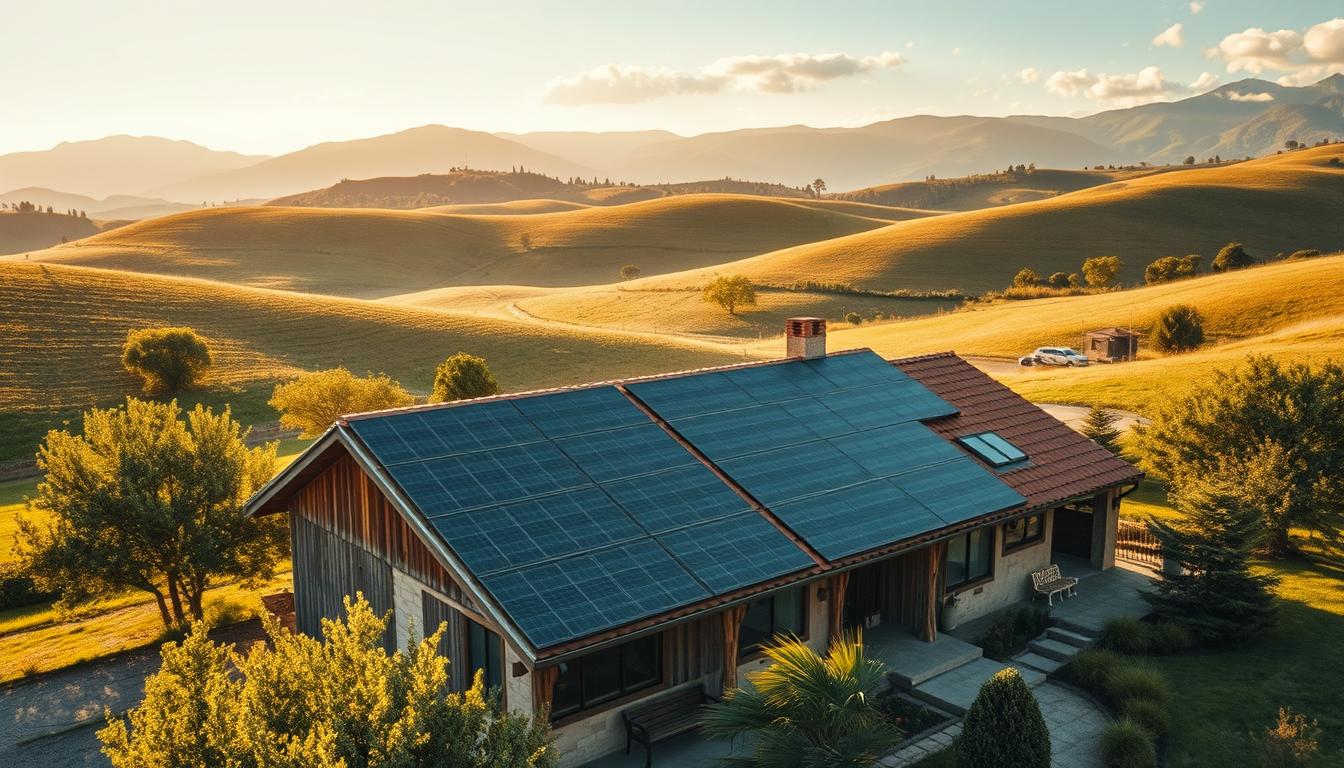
[894,352,1142,511]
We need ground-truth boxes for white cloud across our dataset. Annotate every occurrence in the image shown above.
[544,51,905,105]
[1191,71,1221,91]
[1016,67,1041,83]
[1189,1,1205,14]
[1045,66,1217,105]
[1206,18,1344,81]
[952,47,961,56]
[1304,18,1344,62]
[1226,91,1275,101]
[1153,23,1185,48]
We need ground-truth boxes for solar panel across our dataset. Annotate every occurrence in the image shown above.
[722,364,811,404]
[892,456,1026,524]
[828,422,965,477]
[771,479,946,560]
[625,372,756,420]
[512,386,650,439]
[349,400,542,465]
[670,404,815,460]
[718,442,871,507]
[657,512,814,593]
[383,442,589,517]
[434,487,644,575]
[482,539,710,648]
[554,423,697,483]
[806,351,914,390]
[600,464,749,533]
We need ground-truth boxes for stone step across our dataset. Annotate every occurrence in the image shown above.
[1028,637,1081,663]
[910,658,1046,716]
[1013,652,1064,674]
[1046,626,1095,648]
[1052,615,1102,638]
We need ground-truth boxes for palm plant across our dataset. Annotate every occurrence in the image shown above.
[699,631,903,768]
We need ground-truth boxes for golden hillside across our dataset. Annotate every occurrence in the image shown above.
[639,145,1344,294]
[18,194,896,297]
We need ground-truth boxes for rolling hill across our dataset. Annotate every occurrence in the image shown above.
[0,212,104,255]
[18,194,901,297]
[838,167,1169,211]
[633,144,1344,295]
[0,187,201,220]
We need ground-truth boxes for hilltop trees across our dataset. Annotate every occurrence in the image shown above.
[1149,305,1205,353]
[1047,271,1070,289]
[1144,254,1201,285]
[703,275,758,315]
[432,353,501,402]
[99,597,556,768]
[121,326,213,393]
[269,368,415,437]
[1012,267,1041,287]
[1082,256,1123,288]
[810,178,827,198]
[17,399,284,629]
[1212,242,1254,272]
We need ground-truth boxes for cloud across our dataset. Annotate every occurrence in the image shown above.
[544,51,905,105]
[1206,18,1344,82]
[1191,71,1221,91]
[1189,1,1205,14]
[1153,23,1185,48]
[1016,67,1041,83]
[1225,91,1275,101]
[1045,66,1218,105]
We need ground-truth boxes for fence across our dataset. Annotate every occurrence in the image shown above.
[1116,519,1162,566]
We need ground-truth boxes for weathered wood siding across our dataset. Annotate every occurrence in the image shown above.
[665,614,722,685]
[291,511,396,650]
[879,549,928,633]
[423,591,469,691]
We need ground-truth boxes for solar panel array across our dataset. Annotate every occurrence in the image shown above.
[348,386,813,649]
[349,351,1028,650]
[627,352,1025,560]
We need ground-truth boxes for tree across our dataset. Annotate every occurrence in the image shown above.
[1081,405,1122,453]
[269,368,415,438]
[121,327,213,393]
[958,668,1050,768]
[1133,355,1344,555]
[844,311,862,325]
[1047,271,1070,289]
[1284,139,1300,151]
[99,596,555,768]
[702,275,757,315]
[1149,304,1205,353]
[699,632,902,768]
[1183,155,1196,165]
[619,264,641,280]
[812,178,827,198]
[1012,267,1041,288]
[432,353,501,402]
[1212,242,1254,272]
[17,399,284,629]
[1081,256,1122,288]
[1144,480,1278,644]
[1144,254,1201,284]
[1067,272,1082,288]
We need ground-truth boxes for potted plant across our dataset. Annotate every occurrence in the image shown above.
[941,592,962,632]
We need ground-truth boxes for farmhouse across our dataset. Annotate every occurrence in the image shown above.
[247,319,1141,766]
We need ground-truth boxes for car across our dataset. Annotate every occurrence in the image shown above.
[1025,347,1090,367]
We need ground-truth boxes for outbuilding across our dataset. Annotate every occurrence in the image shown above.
[1083,327,1139,362]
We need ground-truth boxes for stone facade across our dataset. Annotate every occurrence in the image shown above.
[390,567,424,651]
[946,510,1058,625]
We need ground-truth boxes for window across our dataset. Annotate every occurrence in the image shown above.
[550,634,662,720]
[738,587,807,657]
[1002,513,1045,552]
[945,527,994,591]
[466,618,503,691]
[957,431,1028,468]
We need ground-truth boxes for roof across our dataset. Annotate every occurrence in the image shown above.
[1085,327,1138,337]
[247,349,1140,663]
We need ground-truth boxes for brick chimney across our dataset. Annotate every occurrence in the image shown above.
[786,317,826,359]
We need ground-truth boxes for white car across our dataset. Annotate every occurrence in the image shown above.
[1021,347,1090,367]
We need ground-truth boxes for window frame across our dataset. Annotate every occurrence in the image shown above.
[549,634,664,722]
[1001,512,1046,554]
[944,526,995,593]
[465,618,504,692]
[738,587,809,660]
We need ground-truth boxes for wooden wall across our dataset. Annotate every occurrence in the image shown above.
[291,511,396,650]
[423,591,469,691]
[665,614,723,685]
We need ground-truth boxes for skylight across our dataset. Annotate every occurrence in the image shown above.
[957,431,1027,468]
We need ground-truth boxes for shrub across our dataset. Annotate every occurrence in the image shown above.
[269,367,415,438]
[1057,649,1123,691]
[431,353,500,402]
[1012,267,1041,288]
[845,311,863,325]
[1144,254,1201,285]
[620,264,641,280]
[0,564,58,611]
[1099,720,1157,768]
[121,326,212,393]
[1082,256,1122,288]
[1149,304,1205,353]
[957,668,1050,768]
[1047,271,1070,288]
[1146,622,1195,654]
[1104,665,1170,709]
[1255,707,1320,768]
[1120,698,1169,739]
[1067,272,1082,288]
[203,596,254,629]
[977,607,1047,661]
[1286,249,1320,260]
[1329,156,1341,166]
[702,274,757,314]
[1212,242,1254,272]
[1098,617,1150,655]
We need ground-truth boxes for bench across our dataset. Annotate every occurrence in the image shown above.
[621,683,715,767]
[1031,564,1078,606]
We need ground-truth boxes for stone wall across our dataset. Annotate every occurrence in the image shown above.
[945,510,1057,626]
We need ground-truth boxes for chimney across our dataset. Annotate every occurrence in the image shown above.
[786,317,826,359]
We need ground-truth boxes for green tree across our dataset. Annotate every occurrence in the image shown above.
[1149,304,1205,353]
[121,327,213,393]
[17,399,283,628]
[844,311,863,325]
[1144,480,1278,644]
[1183,155,1196,165]
[1133,355,1344,555]
[812,178,827,198]
[1081,405,1122,454]
[1067,272,1082,288]
[1212,242,1254,272]
[1082,256,1123,288]
[269,368,415,438]
[99,596,556,768]
[702,275,758,315]
[958,668,1051,768]
[699,632,902,768]
[432,353,501,402]
[619,264,641,280]
[1012,267,1041,288]
[1144,254,1201,284]
[1047,271,1070,289]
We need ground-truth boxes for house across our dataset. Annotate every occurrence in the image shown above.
[1083,327,1140,363]
[246,318,1142,766]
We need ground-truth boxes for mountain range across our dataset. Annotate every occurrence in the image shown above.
[3,75,1341,202]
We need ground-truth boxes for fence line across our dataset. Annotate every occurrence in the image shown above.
[1116,519,1162,566]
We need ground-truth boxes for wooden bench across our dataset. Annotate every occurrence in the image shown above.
[621,684,715,767]
[1031,564,1078,606]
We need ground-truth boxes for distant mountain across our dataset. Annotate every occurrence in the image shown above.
[0,136,265,199]
[153,125,595,202]
[0,187,200,219]
[499,130,679,175]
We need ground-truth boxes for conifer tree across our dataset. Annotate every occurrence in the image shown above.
[1081,405,1122,453]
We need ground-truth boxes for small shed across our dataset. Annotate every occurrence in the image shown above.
[1083,327,1139,362]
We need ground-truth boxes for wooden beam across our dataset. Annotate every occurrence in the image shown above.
[720,604,749,694]
[827,571,851,645]
[531,664,559,716]
[921,542,944,642]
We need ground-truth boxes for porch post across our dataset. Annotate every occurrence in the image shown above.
[921,542,944,642]
[1091,490,1118,570]
[827,571,850,644]
[530,664,559,717]
[720,604,748,693]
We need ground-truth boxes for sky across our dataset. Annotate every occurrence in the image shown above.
[2,0,1342,156]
